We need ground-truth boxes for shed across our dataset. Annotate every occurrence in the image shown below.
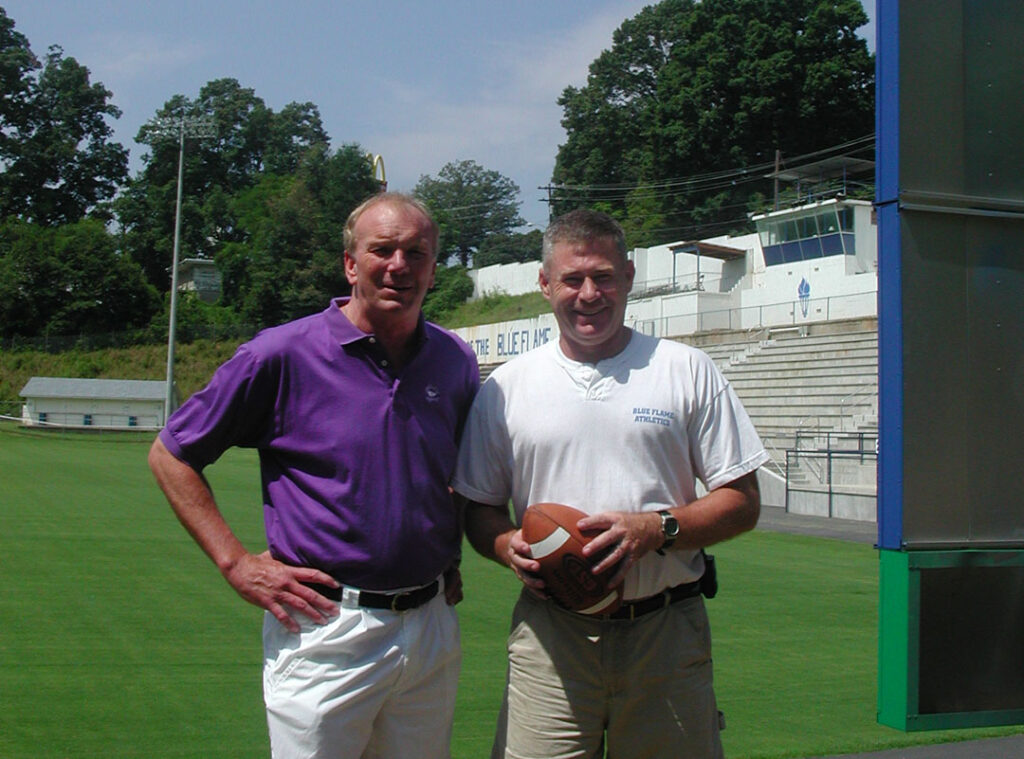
[19,377,173,429]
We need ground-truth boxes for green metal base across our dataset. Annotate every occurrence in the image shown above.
[878,548,1024,731]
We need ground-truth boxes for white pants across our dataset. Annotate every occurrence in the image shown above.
[262,588,460,759]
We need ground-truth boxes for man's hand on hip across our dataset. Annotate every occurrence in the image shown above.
[223,551,340,633]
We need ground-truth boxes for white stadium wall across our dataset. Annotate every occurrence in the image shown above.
[469,261,543,299]
[456,313,560,365]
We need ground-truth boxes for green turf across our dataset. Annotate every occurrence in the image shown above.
[0,423,1019,758]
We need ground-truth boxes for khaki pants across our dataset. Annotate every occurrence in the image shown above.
[494,590,724,759]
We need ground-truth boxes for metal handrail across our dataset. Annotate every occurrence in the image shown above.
[761,436,788,479]
[839,385,877,431]
[640,290,877,340]
[785,448,878,518]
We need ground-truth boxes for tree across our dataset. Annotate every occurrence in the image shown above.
[0,8,35,144]
[422,265,475,323]
[473,228,543,268]
[553,0,874,245]
[215,144,379,326]
[0,219,158,339]
[118,79,336,294]
[414,160,525,266]
[0,8,128,225]
[118,79,381,329]
[146,290,242,344]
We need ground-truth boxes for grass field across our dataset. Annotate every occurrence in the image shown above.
[1,423,1019,758]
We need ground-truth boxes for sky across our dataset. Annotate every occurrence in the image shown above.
[3,1,875,229]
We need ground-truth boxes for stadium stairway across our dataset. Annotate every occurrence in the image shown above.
[687,319,879,460]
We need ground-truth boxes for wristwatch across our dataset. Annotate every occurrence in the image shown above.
[657,509,679,555]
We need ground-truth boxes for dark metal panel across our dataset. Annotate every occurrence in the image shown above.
[961,217,1024,542]
[899,0,965,196]
[890,0,1024,548]
[962,1,1024,201]
[919,560,1024,713]
[900,0,1024,202]
[900,211,971,544]
[900,210,1024,546]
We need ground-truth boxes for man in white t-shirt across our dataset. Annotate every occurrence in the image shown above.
[453,209,770,759]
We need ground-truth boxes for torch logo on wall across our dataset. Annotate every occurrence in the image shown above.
[798,277,811,318]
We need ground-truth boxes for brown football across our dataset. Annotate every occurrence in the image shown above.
[520,502,622,615]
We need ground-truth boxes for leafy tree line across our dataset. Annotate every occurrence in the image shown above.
[0,0,875,341]
[0,7,524,342]
[552,0,874,246]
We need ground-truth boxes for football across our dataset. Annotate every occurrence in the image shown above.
[520,502,623,616]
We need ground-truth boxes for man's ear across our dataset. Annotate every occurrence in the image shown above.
[538,265,551,299]
[343,249,358,286]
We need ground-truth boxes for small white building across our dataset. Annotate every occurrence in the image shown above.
[19,377,173,429]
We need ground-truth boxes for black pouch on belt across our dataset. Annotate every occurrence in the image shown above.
[699,549,718,599]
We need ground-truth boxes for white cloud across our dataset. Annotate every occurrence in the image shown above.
[86,34,209,83]
[364,1,650,221]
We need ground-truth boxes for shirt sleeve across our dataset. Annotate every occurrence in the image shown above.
[159,344,277,472]
[454,343,482,446]
[451,377,513,506]
[687,354,770,492]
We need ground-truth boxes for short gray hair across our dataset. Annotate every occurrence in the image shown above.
[542,208,628,269]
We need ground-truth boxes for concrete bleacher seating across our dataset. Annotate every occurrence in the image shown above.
[691,319,879,520]
[689,318,879,448]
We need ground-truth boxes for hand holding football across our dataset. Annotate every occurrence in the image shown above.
[520,502,623,615]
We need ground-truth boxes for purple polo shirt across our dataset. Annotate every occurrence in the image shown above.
[159,298,479,590]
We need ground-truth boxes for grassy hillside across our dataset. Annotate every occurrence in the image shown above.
[0,292,551,411]
[440,290,548,328]
[0,339,243,413]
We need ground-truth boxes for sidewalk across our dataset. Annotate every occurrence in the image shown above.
[753,507,1024,759]
[807,734,1024,758]
[755,504,877,545]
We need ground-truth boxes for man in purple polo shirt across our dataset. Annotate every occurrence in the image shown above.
[149,192,479,759]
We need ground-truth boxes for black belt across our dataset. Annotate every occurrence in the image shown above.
[306,580,440,612]
[604,580,703,621]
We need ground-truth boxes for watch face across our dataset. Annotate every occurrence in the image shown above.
[660,511,680,538]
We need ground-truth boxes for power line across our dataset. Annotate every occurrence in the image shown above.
[427,134,876,244]
[543,134,875,199]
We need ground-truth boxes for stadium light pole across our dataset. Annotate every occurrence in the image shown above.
[147,115,217,424]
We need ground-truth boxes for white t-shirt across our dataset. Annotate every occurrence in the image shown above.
[453,330,770,600]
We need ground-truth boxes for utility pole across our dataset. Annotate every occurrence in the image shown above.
[539,184,558,223]
[146,115,217,424]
